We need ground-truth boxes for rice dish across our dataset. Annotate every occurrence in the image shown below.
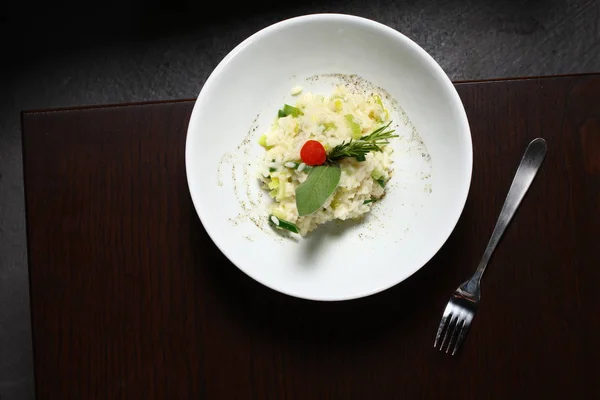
[257,85,397,236]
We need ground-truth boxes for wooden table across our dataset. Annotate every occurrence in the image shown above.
[21,73,600,399]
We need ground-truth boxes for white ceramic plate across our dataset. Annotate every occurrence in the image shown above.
[185,13,472,301]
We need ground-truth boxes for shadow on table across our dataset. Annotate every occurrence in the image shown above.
[190,214,468,349]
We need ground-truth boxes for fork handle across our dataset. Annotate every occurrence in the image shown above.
[471,138,547,285]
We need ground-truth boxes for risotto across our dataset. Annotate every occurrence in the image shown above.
[257,85,397,236]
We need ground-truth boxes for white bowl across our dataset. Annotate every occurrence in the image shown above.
[185,13,472,301]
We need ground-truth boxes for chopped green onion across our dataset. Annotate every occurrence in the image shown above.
[371,168,383,180]
[259,134,274,150]
[268,178,279,190]
[371,168,386,188]
[279,104,303,118]
[276,180,286,201]
[373,94,390,121]
[322,122,336,132]
[344,114,362,139]
[269,215,299,234]
[258,134,267,147]
[363,199,373,204]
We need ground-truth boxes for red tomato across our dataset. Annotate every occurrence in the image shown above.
[300,140,327,166]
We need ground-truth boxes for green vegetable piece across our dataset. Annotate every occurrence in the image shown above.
[372,95,390,121]
[276,179,286,201]
[363,199,373,204]
[371,168,383,180]
[344,114,362,139]
[373,94,384,108]
[259,134,274,150]
[323,122,336,132]
[269,215,299,234]
[279,104,303,118]
[355,154,366,162]
[258,134,267,147]
[371,168,386,188]
[295,165,342,216]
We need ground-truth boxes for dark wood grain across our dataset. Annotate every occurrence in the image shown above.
[21,74,600,399]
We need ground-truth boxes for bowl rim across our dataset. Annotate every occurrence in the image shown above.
[185,13,473,301]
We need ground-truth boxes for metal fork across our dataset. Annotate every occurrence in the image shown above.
[433,137,547,355]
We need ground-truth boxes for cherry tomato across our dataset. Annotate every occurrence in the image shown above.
[300,140,327,166]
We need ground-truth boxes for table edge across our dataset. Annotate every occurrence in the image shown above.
[19,71,600,115]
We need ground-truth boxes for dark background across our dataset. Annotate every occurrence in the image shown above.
[2,1,599,398]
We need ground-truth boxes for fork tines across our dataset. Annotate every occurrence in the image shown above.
[433,302,474,355]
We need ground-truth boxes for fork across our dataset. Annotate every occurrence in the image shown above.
[433,137,547,355]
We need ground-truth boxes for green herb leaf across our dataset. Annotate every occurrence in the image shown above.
[327,121,398,162]
[295,165,341,216]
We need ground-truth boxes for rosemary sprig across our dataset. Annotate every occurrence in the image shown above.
[326,121,398,163]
